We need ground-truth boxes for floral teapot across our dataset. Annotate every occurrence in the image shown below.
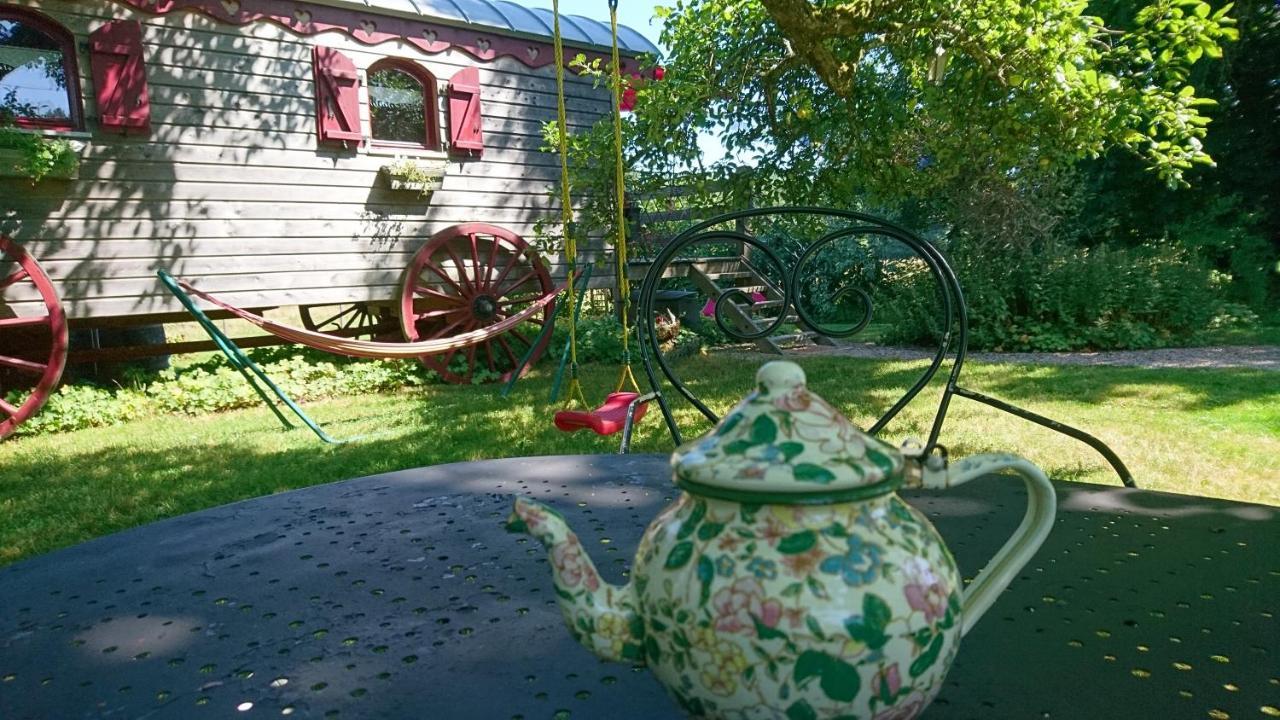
[507,361,1056,719]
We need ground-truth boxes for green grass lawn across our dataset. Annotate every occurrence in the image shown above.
[2,353,1277,566]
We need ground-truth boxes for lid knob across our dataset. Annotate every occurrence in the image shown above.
[757,361,805,393]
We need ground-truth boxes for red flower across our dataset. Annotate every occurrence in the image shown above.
[653,66,665,81]
[619,86,637,111]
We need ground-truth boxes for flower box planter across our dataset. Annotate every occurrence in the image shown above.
[379,160,446,196]
[0,146,81,181]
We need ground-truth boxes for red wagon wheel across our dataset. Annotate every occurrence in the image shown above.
[400,223,554,384]
[0,236,68,440]
[299,301,399,341]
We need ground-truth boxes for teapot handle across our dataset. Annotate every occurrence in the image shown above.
[926,453,1057,637]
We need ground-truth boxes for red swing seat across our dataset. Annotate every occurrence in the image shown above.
[554,392,649,436]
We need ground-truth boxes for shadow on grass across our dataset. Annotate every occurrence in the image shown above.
[4,351,1276,565]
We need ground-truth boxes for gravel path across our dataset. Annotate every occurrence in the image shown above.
[778,343,1280,371]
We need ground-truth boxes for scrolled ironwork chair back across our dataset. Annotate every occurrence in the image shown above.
[633,206,1135,487]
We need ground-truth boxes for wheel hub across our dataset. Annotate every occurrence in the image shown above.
[471,295,498,321]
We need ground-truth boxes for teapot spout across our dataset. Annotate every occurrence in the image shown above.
[506,496,645,664]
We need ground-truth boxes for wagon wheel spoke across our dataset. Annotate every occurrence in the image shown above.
[411,307,468,321]
[442,243,476,296]
[424,315,470,340]
[0,353,47,374]
[0,316,50,329]
[495,293,549,309]
[480,235,501,291]
[467,233,484,292]
[1,268,29,290]
[343,307,368,330]
[315,304,361,329]
[462,344,477,382]
[509,328,533,348]
[0,396,17,417]
[495,269,539,298]
[434,346,460,374]
[413,285,466,305]
[495,336,519,366]
[417,257,467,297]
[487,248,523,292]
[482,340,497,373]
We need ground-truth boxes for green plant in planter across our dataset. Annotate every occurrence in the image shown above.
[380,158,445,197]
[0,123,79,183]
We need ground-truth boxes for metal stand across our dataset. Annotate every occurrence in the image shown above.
[157,270,348,444]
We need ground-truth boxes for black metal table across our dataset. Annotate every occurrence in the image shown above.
[1,454,1276,719]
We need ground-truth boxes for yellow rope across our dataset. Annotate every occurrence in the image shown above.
[552,0,588,409]
[608,0,640,395]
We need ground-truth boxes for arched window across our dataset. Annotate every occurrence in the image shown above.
[0,6,82,131]
[367,59,438,149]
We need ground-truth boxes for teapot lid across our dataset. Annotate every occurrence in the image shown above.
[671,361,904,504]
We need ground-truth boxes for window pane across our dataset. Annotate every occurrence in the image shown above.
[369,67,426,144]
[0,19,71,122]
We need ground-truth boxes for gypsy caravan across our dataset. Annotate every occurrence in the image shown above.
[0,0,659,437]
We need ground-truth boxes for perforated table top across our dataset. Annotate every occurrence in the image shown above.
[1,454,1276,719]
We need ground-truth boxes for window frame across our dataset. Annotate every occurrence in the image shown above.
[365,58,440,151]
[0,5,84,132]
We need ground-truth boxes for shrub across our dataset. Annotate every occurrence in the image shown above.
[10,347,438,437]
[881,241,1222,352]
[549,314,633,364]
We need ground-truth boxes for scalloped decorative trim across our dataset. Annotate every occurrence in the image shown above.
[118,0,643,71]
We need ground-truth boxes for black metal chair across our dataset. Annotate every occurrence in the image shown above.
[628,206,1135,487]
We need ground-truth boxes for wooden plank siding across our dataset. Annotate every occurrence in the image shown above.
[1,0,619,320]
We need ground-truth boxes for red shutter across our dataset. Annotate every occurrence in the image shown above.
[448,67,484,155]
[88,20,150,134]
[312,46,362,145]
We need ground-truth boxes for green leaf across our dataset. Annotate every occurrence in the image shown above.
[644,635,662,664]
[806,575,829,599]
[792,650,861,703]
[866,449,897,476]
[678,501,707,539]
[785,699,817,720]
[818,656,861,702]
[863,594,892,633]
[778,441,805,461]
[792,463,836,484]
[913,628,933,648]
[804,614,826,641]
[697,522,725,541]
[843,617,888,651]
[697,555,715,605]
[665,541,694,569]
[752,615,787,640]
[621,641,645,660]
[715,412,744,436]
[909,633,945,678]
[781,582,804,598]
[724,439,754,455]
[751,414,778,444]
[793,650,827,688]
[740,504,761,524]
[777,530,817,554]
